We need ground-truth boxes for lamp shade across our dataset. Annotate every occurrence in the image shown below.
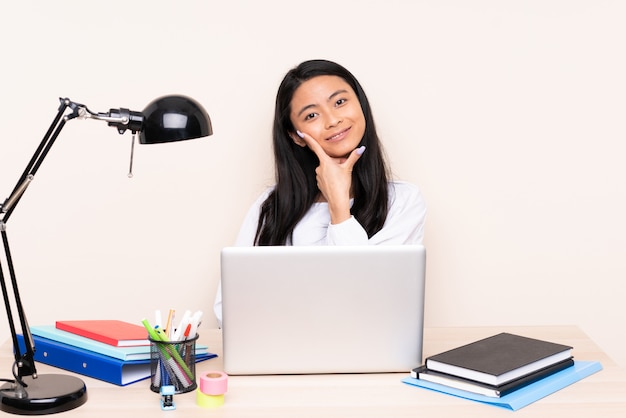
[139,95,212,144]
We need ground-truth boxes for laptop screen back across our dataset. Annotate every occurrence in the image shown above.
[221,245,426,375]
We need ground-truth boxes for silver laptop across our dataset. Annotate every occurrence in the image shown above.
[220,245,426,375]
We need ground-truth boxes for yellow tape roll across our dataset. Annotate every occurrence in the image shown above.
[196,390,225,408]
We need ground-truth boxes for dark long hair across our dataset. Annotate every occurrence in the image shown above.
[254,59,391,245]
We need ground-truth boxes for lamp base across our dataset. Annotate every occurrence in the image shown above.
[0,374,87,415]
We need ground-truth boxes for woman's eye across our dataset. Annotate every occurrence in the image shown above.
[304,112,317,121]
[336,98,346,106]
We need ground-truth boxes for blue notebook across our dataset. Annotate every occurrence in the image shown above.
[29,325,210,361]
[402,360,602,411]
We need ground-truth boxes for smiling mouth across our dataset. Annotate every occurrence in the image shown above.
[326,127,351,141]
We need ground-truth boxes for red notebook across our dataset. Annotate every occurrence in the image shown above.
[56,320,149,347]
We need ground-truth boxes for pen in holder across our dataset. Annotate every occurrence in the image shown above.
[149,334,198,394]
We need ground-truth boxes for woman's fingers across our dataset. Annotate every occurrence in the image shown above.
[296,130,328,162]
[342,146,366,172]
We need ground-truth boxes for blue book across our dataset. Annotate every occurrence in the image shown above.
[402,360,602,411]
[16,334,217,386]
[29,325,210,361]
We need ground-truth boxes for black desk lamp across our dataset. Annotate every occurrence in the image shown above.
[0,95,212,414]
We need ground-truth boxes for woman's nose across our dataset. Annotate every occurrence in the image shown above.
[325,112,342,129]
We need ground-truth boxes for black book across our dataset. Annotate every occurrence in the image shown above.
[425,332,573,386]
[411,357,574,398]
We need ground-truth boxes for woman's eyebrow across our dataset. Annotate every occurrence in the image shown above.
[297,103,317,117]
[328,89,348,101]
[296,89,349,117]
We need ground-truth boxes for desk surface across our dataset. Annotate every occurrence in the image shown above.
[2,326,625,417]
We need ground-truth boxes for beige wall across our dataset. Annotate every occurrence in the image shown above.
[1,1,624,368]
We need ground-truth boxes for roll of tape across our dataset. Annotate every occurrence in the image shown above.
[199,371,228,395]
[196,390,224,408]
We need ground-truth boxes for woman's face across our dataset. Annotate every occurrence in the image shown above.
[289,75,366,159]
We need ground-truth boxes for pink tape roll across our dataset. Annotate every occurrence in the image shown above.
[199,371,228,395]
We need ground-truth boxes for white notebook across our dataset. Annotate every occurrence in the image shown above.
[220,245,426,375]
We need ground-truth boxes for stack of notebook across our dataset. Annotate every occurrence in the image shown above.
[16,320,216,386]
[403,332,602,410]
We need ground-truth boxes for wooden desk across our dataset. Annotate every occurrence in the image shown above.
[2,326,625,417]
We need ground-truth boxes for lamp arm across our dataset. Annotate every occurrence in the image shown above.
[0,98,77,381]
[0,97,147,384]
[0,227,37,381]
[1,175,34,216]
[2,99,69,221]
[0,97,144,383]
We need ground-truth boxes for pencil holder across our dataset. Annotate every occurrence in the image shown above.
[149,334,198,394]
